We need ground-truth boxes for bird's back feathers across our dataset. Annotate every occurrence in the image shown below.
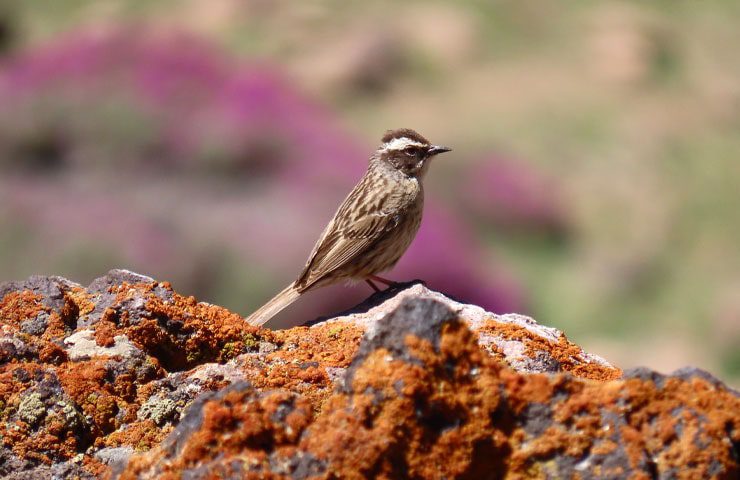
[295,170,420,290]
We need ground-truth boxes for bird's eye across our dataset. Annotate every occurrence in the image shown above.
[404,147,417,156]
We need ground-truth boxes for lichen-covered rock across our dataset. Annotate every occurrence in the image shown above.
[1,271,738,479]
[312,281,619,381]
[0,270,271,478]
[121,296,740,479]
[121,381,316,479]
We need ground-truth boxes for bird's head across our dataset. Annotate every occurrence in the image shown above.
[375,128,451,178]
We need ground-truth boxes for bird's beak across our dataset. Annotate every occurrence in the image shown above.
[427,145,452,156]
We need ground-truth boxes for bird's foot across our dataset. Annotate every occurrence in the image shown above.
[368,275,402,289]
[365,276,427,294]
[365,279,382,293]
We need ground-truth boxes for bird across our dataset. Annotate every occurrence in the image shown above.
[245,128,451,326]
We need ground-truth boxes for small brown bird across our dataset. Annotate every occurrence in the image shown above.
[246,128,451,326]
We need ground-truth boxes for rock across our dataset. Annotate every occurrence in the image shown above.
[136,396,178,426]
[0,271,738,479]
[87,269,155,294]
[94,446,135,468]
[0,446,96,480]
[79,269,167,329]
[20,311,50,336]
[0,275,79,313]
[120,381,318,479]
[64,329,141,361]
[0,334,37,363]
[0,270,278,478]
[314,281,619,381]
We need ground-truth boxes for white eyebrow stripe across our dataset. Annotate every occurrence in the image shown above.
[381,137,426,152]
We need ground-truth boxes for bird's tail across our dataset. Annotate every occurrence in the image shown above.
[245,284,302,327]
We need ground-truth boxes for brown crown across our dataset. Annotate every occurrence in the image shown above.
[381,128,430,146]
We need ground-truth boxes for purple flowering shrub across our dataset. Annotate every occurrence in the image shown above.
[0,30,362,179]
[0,29,556,318]
[458,156,569,238]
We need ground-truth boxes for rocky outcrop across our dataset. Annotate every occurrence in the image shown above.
[0,270,738,479]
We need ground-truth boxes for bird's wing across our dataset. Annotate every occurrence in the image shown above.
[295,183,403,290]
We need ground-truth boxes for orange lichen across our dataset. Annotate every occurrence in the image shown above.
[0,362,88,463]
[104,420,171,452]
[0,291,45,328]
[104,282,273,370]
[241,321,366,411]
[94,320,117,347]
[478,320,622,381]
[57,358,122,434]
[83,456,109,479]
[300,320,512,479]
[38,341,68,364]
[235,354,333,413]
[271,322,365,367]
[120,387,314,480]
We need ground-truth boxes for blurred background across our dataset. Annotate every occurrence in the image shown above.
[0,1,738,384]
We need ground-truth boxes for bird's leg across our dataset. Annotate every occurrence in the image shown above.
[365,279,382,292]
[368,275,400,288]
